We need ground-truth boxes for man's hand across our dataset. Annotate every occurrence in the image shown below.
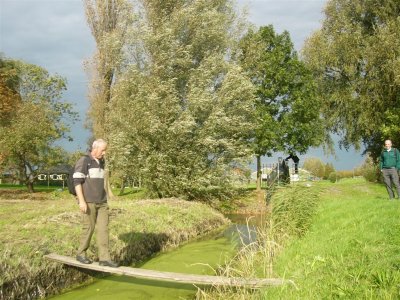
[79,201,88,213]
[75,184,87,213]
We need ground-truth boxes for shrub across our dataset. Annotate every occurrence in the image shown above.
[357,155,379,182]
[337,170,353,178]
[328,172,340,183]
[363,167,380,182]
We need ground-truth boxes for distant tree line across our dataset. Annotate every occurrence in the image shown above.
[302,156,379,183]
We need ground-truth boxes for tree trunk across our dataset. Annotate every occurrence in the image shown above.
[119,177,125,195]
[25,166,35,193]
[26,181,34,193]
[256,155,262,191]
[105,168,115,200]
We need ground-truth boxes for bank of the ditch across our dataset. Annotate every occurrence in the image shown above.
[0,189,229,300]
[267,178,400,299]
[199,178,400,299]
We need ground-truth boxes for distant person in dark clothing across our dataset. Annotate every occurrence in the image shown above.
[285,153,300,174]
[380,140,400,200]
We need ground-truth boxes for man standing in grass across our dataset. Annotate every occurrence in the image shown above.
[73,139,118,267]
[380,140,400,200]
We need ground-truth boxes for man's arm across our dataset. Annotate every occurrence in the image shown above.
[396,148,400,170]
[73,155,89,213]
[380,151,384,171]
[75,184,87,213]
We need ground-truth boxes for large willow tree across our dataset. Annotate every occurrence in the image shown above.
[303,0,400,160]
[107,0,255,199]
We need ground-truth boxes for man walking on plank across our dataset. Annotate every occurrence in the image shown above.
[73,139,118,267]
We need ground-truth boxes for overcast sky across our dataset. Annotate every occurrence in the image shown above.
[0,0,365,170]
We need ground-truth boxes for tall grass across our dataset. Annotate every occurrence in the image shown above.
[197,184,319,299]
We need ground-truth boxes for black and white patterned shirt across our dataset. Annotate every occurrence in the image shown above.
[73,153,107,203]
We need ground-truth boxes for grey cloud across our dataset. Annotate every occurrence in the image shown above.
[1,0,94,73]
[1,0,94,150]
[237,0,326,50]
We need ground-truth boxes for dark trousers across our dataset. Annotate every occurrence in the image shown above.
[77,202,110,261]
[382,168,400,199]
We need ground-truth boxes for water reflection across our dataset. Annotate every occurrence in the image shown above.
[223,214,265,246]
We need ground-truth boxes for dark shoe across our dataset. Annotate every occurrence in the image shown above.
[99,260,119,268]
[76,255,92,264]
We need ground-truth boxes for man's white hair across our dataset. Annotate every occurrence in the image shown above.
[92,139,107,149]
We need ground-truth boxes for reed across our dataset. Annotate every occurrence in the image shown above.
[197,184,319,299]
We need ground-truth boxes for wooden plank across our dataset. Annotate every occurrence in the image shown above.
[44,253,294,288]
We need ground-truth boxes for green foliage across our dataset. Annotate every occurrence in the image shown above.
[0,56,20,127]
[337,170,357,179]
[84,0,133,138]
[357,155,380,182]
[323,162,335,179]
[271,185,319,238]
[0,57,77,192]
[66,150,87,167]
[238,25,324,157]
[107,0,255,199]
[303,0,400,160]
[328,171,340,183]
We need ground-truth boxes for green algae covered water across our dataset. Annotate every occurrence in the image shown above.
[50,215,259,300]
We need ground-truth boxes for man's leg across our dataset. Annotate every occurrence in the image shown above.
[96,202,111,261]
[389,169,400,198]
[382,169,395,199]
[77,203,96,257]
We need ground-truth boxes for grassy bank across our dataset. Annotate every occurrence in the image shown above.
[267,178,400,299]
[199,178,400,299]
[0,189,228,300]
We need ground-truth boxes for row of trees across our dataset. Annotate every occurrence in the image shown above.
[83,0,324,199]
[2,0,398,194]
[302,156,380,183]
